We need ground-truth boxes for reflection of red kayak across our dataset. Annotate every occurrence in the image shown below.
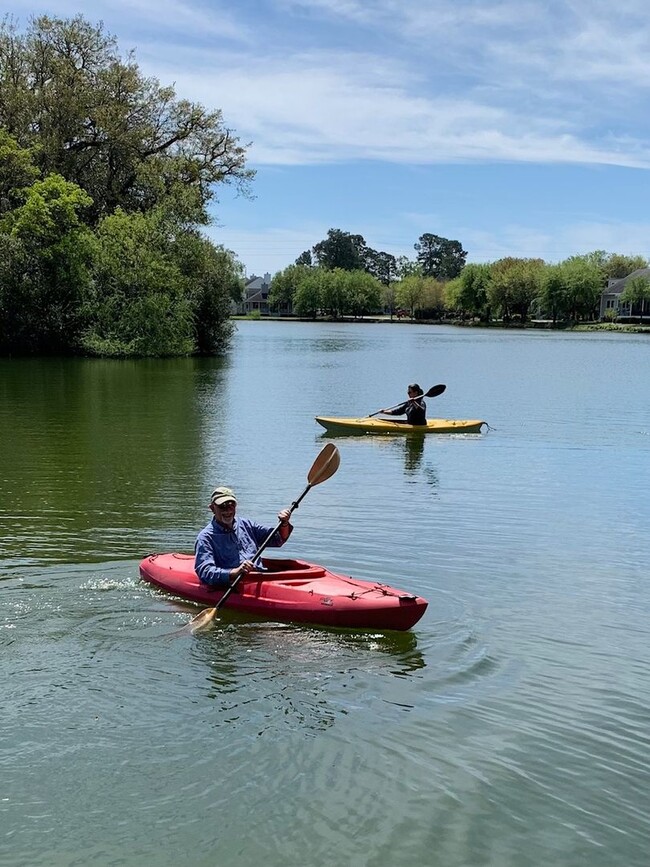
[139,554,428,631]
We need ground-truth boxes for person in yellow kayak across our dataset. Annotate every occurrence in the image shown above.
[195,486,293,588]
[381,383,427,425]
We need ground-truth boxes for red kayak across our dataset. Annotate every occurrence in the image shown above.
[139,554,428,631]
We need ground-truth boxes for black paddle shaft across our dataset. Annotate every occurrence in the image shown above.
[369,383,446,417]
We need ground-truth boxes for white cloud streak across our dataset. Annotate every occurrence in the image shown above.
[147,48,650,169]
[6,0,650,168]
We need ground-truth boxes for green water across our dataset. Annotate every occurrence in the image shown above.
[1,322,649,866]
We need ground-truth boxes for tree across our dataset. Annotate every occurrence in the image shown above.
[396,275,426,317]
[0,16,253,225]
[319,269,350,318]
[345,270,382,317]
[0,130,40,212]
[269,264,311,311]
[396,256,421,278]
[416,278,446,320]
[602,253,648,281]
[312,228,367,271]
[81,208,242,356]
[0,15,252,357]
[488,257,544,322]
[176,234,242,353]
[539,263,567,324]
[560,255,604,321]
[414,233,467,279]
[456,263,492,320]
[364,249,397,286]
[381,281,398,317]
[293,270,322,318]
[295,250,312,266]
[620,276,650,322]
[0,173,95,353]
[82,208,193,356]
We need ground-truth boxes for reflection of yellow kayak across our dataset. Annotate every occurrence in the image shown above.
[315,416,487,434]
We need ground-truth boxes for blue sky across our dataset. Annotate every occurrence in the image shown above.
[8,0,650,277]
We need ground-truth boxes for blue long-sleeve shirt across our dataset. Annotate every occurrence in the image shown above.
[194,516,291,587]
[385,398,426,425]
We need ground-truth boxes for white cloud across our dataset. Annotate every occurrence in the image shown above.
[8,0,650,169]
[145,49,650,169]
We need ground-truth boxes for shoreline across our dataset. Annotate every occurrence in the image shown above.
[232,315,650,334]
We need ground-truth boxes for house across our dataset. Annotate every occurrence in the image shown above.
[237,272,272,315]
[600,267,650,320]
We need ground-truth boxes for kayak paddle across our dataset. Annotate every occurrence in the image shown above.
[368,383,446,418]
[188,443,341,633]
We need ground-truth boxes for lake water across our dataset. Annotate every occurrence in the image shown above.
[1,321,649,867]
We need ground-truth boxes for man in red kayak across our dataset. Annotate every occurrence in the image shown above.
[194,486,293,587]
[381,383,427,425]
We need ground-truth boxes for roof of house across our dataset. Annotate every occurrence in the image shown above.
[244,272,272,291]
[605,267,650,295]
[244,290,268,304]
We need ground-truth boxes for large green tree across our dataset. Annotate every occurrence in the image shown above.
[414,233,467,279]
[456,263,492,320]
[365,250,397,286]
[0,15,253,225]
[269,264,311,311]
[83,208,241,356]
[559,255,604,321]
[312,229,368,271]
[0,173,95,352]
[0,130,40,211]
[396,275,426,317]
[345,270,382,317]
[293,270,322,318]
[602,253,648,281]
[539,263,568,324]
[0,15,251,357]
[488,258,544,322]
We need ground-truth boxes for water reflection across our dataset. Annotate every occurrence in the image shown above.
[176,613,426,733]
[320,429,439,486]
[403,433,425,473]
[0,357,228,565]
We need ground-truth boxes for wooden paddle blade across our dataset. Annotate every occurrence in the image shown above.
[188,606,218,633]
[425,384,446,398]
[307,443,340,485]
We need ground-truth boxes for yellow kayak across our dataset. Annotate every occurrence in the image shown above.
[315,416,487,434]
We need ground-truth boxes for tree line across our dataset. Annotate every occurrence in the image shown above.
[0,15,250,356]
[268,230,650,323]
[3,17,648,357]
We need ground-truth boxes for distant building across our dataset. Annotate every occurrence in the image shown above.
[237,272,272,315]
[236,272,293,316]
[600,267,650,320]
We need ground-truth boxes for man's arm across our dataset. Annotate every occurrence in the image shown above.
[194,534,231,587]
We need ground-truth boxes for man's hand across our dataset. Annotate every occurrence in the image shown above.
[231,559,255,581]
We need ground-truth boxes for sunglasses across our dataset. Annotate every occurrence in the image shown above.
[216,501,236,510]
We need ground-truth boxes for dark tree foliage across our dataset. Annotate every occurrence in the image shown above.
[308,228,396,287]
[312,228,368,271]
[0,15,253,225]
[295,250,312,266]
[365,249,397,286]
[0,15,249,357]
[414,233,467,280]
